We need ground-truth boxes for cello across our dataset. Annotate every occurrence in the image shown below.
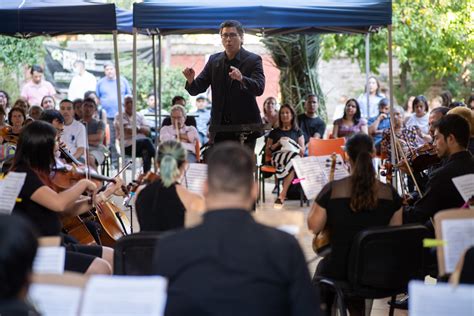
[312,153,337,255]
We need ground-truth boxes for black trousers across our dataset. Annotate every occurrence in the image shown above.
[125,138,156,173]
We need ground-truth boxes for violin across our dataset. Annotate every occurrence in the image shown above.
[312,153,337,255]
[406,143,440,173]
[50,164,115,192]
[0,125,19,144]
[381,160,394,185]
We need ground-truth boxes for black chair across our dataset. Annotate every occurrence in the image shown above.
[113,231,165,275]
[314,224,429,316]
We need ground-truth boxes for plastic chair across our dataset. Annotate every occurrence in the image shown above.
[314,224,429,316]
[307,137,346,157]
[113,232,166,275]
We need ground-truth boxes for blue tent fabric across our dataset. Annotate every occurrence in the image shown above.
[0,0,132,37]
[134,0,392,35]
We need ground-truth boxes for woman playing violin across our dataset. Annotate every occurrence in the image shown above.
[11,121,121,275]
[135,140,205,232]
[308,134,402,316]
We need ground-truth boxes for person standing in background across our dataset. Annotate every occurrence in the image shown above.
[357,76,385,119]
[68,60,97,101]
[21,65,56,106]
[96,62,131,169]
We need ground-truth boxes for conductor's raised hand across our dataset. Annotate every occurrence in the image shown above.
[182,67,195,84]
[229,66,243,82]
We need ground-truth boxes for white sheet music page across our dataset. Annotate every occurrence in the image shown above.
[409,280,474,316]
[292,154,348,200]
[28,283,82,316]
[441,218,474,273]
[452,173,474,204]
[80,275,168,316]
[183,163,207,194]
[0,171,26,215]
[33,246,66,274]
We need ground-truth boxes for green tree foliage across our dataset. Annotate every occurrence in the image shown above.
[121,60,189,112]
[0,36,45,99]
[323,0,473,102]
[262,34,327,122]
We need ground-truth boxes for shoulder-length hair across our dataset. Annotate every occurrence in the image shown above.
[343,98,362,125]
[10,121,57,180]
[278,104,299,131]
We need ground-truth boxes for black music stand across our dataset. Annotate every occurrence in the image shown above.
[209,123,272,145]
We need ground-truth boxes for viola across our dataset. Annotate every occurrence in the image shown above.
[0,125,19,144]
[50,164,115,192]
[312,153,337,255]
[407,143,440,173]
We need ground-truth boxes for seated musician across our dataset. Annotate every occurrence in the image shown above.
[153,142,320,316]
[265,104,304,208]
[135,140,204,232]
[160,104,200,163]
[308,134,402,316]
[114,95,156,173]
[11,121,122,275]
[447,106,474,155]
[403,114,474,226]
[0,215,40,316]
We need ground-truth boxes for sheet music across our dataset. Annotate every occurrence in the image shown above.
[80,275,168,316]
[28,283,82,316]
[183,163,207,194]
[33,247,66,274]
[409,280,474,316]
[441,218,474,273]
[291,155,348,200]
[0,171,26,214]
[452,174,474,203]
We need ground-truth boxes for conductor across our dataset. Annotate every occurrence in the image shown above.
[183,20,265,150]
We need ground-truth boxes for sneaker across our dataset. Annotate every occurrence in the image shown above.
[274,198,284,209]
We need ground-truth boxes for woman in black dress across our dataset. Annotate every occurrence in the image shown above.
[11,121,120,275]
[308,133,402,315]
[135,140,204,232]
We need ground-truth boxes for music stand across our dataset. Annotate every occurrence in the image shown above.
[209,123,272,145]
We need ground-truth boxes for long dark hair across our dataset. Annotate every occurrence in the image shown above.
[343,98,362,125]
[346,134,377,212]
[10,121,57,180]
[278,104,299,130]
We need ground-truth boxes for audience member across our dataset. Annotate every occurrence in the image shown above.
[154,142,320,316]
[368,98,391,153]
[82,97,107,168]
[8,107,26,135]
[28,105,43,121]
[20,65,56,106]
[114,96,155,173]
[332,98,367,139]
[68,60,97,101]
[72,98,83,121]
[13,98,30,114]
[405,95,430,135]
[261,96,279,128]
[297,94,326,144]
[40,95,55,110]
[357,76,385,118]
[193,94,211,144]
[60,99,87,161]
[160,105,200,163]
[0,90,10,112]
[440,90,452,108]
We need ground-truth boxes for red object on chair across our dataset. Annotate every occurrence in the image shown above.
[308,137,346,157]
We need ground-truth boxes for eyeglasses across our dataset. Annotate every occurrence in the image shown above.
[221,32,239,39]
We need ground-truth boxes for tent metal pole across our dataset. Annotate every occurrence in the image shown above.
[158,33,162,134]
[132,28,138,180]
[387,25,397,187]
[113,31,126,183]
[365,33,370,118]
[152,34,158,172]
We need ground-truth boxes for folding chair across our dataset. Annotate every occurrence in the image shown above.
[314,225,429,316]
[113,232,167,275]
[307,137,346,157]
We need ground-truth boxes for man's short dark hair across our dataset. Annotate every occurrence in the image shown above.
[83,97,97,108]
[378,98,389,109]
[59,99,73,107]
[207,142,255,196]
[0,215,38,299]
[39,109,65,124]
[431,106,449,116]
[434,114,470,149]
[219,20,244,37]
[171,95,185,105]
[30,64,43,75]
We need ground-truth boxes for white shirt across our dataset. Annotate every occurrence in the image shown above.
[62,119,87,159]
[68,71,97,100]
[114,111,149,148]
[405,113,430,134]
